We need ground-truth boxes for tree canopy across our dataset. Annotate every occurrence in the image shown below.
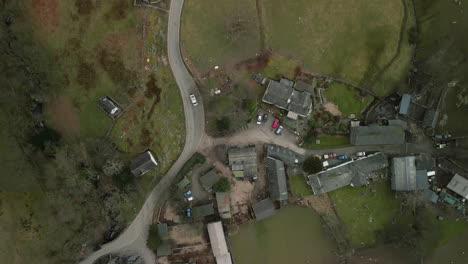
[303,156,323,174]
[213,177,231,192]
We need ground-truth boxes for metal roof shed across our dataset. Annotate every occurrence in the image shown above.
[130,151,158,177]
[216,192,232,219]
[207,222,232,264]
[252,199,276,220]
[399,94,412,115]
[447,174,468,199]
[265,157,288,202]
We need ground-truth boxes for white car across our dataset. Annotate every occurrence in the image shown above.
[185,196,194,202]
[189,94,198,106]
[356,152,366,157]
[256,114,263,125]
[275,125,284,135]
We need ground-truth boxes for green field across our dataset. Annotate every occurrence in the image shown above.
[0,1,184,263]
[324,82,374,116]
[181,0,260,71]
[289,174,312,197]
[305,135,350,149]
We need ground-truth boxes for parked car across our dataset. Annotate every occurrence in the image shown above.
[262,113,268,122]
[186,208,192,217]
[183,190,192,197]
[323,154,329,160]
[356,152,366,157]
[434,143,448,149]
[189,94,198,106]
[275,125,284,135]
[323,161,329,167]
[256,114,263,125]
[272,118,280,128]
[185,196,194,202]
[337,155,347,160]
[328,153,337,158]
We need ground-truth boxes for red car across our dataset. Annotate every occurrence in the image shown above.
[272,118,280,128]
[328,153,337,158]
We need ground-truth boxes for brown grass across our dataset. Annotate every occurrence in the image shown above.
[27,0,60,33]
[48,96,80,137]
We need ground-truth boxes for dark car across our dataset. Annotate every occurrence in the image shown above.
[262,113,268,122]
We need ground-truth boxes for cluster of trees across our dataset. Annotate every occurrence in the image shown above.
[213,177,231,192]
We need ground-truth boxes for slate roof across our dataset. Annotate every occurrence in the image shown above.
[265,157,288,201]
[252,73,267,85]
[252,199,276,220]
[216,192,231,219]
[447,174,468,199]
[399,94,412,115]
[350,120,406,145]
[307,152,388,195]
[200,169,221,191]
[98,96,122,118]
[207,222,232,264]
[265,144,305,166]
[262,80,312,117]
[294,80,314,93]
[391,157,428,191]
[192,203,215,218]
[228,146,257,178]
[422,109,439,128]
[130,151,158,176]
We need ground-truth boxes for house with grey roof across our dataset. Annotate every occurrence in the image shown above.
[216,192,231,219]
[228,146,257,178]
[252,199,276,220]
[307,152,388,195]
[130,151,158,176]
[252,73,267,85]
[98,96,123,119]
[447,174,468,199]
[399,94,412,115]
[350,120,407,145]
[391,156,428,191]
[265,157,288,202]
[262,79,312,119]
[200,169,222,191]
[192,203,215,218]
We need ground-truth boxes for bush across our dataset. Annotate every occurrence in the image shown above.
[112,170,133,190]
[213,177,231,192]
[303,156,323,174]
[216,116,230,132]
[146,224,161,250]
[178,152,206,177]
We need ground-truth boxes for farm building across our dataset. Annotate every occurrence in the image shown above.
[200,169,222,191]
[130,151,158,177]
[422,109,439,128]
[252,199,276,220]
[398,94,412,115]
[265,144,304,166]
[227,146,257,178]
[350,120,407,145]
[216,192,232,219]
[447,174,468,199]
[307,152,388,195]
[265,157,288,202]
[207,222,233,264]
[192,203,215,218]
[97,96,123,119]
[262,79,313,119]
[390,156,428,191]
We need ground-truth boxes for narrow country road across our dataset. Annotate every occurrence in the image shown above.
[79,1,204,264]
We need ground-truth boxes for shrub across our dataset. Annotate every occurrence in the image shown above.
[303,156,323,174]
[112,169,133,190]
[213,177,231,192]
[146,224,161,250]
[216,116,230,132]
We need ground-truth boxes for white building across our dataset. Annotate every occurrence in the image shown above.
[207,222,232,264]
[447,174,468,199]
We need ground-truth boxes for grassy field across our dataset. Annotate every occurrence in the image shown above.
[305,135,350,149]
[324,82,374,116]
[0,1,184,263]
[181,0,260,72]
[289,174,312,197]
[262,0,413,96]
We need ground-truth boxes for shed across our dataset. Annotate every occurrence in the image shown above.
[252,73,267,85]
[216,192,232,219]
[424,189,439,203]
[156,223,171,256]
[228,146,257,178]
[177,176,191,190]
[207,222,232,264]
[265,157,288,202]
[422,109,439,129]
[192,203,215,218]
[391,156,427,191]
[252,199,276,220]
[447,174,468,199]
[130,151,158,177]
[200,169,221,191]
[399,94,412,115]
[98,96,123,119]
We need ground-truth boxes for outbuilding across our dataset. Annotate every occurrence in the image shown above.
[447,174,468,199]
[130,151,158,177]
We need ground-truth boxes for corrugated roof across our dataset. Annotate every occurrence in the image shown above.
[399,94,412,115]
[265,157,288,201]
[207,222,232,264]
[228,146,257,177]
[193,203,215,218]
[350,121,406,145]
[216,192,231,219]
[391,156,417,191]
[252,199,276,220]
[130,151,158,176]
[447,174,468,199]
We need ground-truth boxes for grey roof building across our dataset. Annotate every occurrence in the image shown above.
[447,174,468,199]
[265,157,288,202]
[422,109,439,128]
[216,192,232,219]
[228,146,257,178]
[157,223,171,256]
[391,156,428,191]
[177,176,191,190]
[252,199,276,220]
[350,120,407,145]
[98,96,123,119]
[130,151,158,176]
[262,79,312,118]
[207,222,233,264]
[399,94,412,115]
[192,203,215,218]
[307,152,388,195]
[200,169,221,191]
[265,144,304,166]
[252,73,267,85]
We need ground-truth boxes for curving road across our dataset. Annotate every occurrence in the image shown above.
[79,1,204,264]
